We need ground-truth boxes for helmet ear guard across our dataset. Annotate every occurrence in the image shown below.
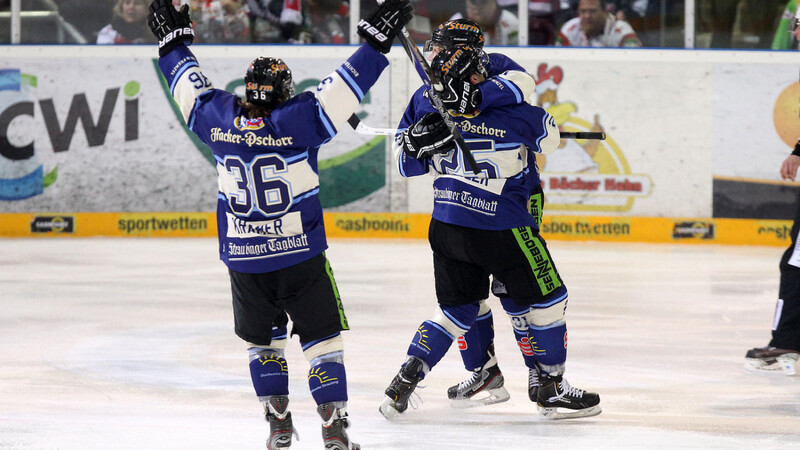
[244,57,295,107]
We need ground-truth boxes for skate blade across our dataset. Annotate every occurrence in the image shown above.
[538,405,602,420]
[378,396,403,420]
[449,387,510,409]
[744,358,797,376]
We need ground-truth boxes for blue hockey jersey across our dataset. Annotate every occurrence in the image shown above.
[395,54,559,231]
[158,44,388,273]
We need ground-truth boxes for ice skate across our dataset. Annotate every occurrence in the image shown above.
[527,365,540,402]
[318,402,360,450]
[537,375,601,420]
[744,346,799,375]
[447,362,509,408]
[264,395,298,450]
[379,357,424,419]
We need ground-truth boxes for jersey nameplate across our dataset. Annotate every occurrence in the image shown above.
[210,127,294,147]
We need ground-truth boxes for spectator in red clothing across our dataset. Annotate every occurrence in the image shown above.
[555,0,640,47]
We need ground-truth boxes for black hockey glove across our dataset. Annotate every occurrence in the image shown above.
[148,0,194,57]
[441,76,482,116]
[399,113,456,159]
[357,0,413,54]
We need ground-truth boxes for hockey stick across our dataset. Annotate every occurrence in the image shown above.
[348,115,606,140]
[561,131,606,140]
[351,1,480,174]
[394,30,481,174]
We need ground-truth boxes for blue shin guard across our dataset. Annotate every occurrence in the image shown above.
[457,309,495,370]
[407,320,455,372]
[499,297,540,369]
[407,303,479,373]
[529,321,567,373]
[308,360,348,405]
[249,349,289,398]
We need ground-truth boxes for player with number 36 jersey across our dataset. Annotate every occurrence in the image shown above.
[148,0,412,448]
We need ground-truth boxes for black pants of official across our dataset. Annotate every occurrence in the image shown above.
[771,198,800,350]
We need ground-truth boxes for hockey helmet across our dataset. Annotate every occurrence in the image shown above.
[244,57,295,107]
[425,18,485,53]
[431,44,488,84]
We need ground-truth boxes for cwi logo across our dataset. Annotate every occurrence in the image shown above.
[0,68,140,200]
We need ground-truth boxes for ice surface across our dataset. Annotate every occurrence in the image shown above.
[1,238,798,449]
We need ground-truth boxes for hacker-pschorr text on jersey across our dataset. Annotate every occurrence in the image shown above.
[210,127,295,147]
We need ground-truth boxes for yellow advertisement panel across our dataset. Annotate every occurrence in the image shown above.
[0,212,791,247]
[0,212,215,238]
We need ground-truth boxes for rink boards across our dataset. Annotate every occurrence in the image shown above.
[0,211,791,246]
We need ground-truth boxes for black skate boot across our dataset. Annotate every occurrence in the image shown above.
[264,395,298,450]
[447,362,509,408]
[318,402,360,450]
[527,365,540,402]
[379,356,425,419]
[744,346,799,375]
[537,374,601,420]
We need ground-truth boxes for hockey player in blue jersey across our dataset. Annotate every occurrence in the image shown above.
[146,0,412,448]
[379,44,601,420]
[415,19,557,412]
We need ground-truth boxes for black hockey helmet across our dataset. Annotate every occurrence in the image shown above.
[244,57,295,107]
[431,44,488,83]
[425,18,485,52]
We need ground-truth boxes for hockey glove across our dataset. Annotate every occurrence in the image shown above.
[441,76,482,116]
[148,0,194,57]
[400,113,456,159]
[357,0,413,54]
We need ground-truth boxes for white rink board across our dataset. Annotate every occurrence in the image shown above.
[1,46,799,216]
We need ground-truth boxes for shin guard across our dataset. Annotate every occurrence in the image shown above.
[457,304,494,370]
[248,348,289,398]
[308,359,348,406]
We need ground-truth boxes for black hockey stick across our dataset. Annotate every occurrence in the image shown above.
[349,115,607,140]
[394,30,481,174]
[352,1,480,174]
[561,131,606,140]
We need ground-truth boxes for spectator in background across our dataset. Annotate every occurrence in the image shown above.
[303,0,349,44]
[555,0,641,47]
[708,0,784,49]
[744,141,800,376]
[773,0,800,50]
[189,0,249,43]
[606,0,663,46]
[494,0,574,45]
[97,0,154,43]
[56,0,115,42]
[451,0,519,45]
[247,0,303,43]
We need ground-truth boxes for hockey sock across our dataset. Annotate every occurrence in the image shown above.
[308,359,348,406]
[248,348,289,398]
[529,321,567,374]
[457,309,495,370]
[499,297,539,369]
[407,320,457,373]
